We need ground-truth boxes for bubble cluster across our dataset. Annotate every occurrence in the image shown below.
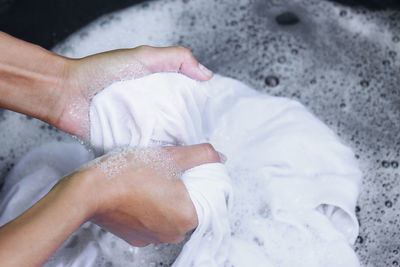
[84,147,181,180]
[0,112,72,182]
[94,147,129,179]
[131,147,182,178]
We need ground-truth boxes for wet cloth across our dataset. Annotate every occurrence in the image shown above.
[0,73,361,267]
[90,73,361,267]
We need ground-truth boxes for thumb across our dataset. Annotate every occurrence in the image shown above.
[164,143,227,171]
[134,46,213,81]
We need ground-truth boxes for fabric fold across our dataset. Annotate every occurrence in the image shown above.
[174,163,232,267]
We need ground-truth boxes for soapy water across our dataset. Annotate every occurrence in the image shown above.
[90,148,129,179]
[0,0,398,266]
[84,146,181,179]
[66,59,152,140]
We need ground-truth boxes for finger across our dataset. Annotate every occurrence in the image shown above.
[164,143,227,171]
[134,46,213,81]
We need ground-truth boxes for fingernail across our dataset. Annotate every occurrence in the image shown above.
[198,63,213,78]
[217,151,227,163]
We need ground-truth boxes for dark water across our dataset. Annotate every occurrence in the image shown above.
[0,0,147,49]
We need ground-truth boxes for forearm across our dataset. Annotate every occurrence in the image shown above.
[0,31,68,124]
[0,173,93,266]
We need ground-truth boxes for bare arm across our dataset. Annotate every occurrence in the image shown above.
[0,144,224,266]
[0,31,67,126]
[0,31,213,137]
[0,174,92,266]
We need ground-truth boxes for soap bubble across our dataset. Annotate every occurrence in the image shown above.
[391,161,399,169]
[385,200,393,208]
[382,161,390,168]
[360,80,370,88]
[275,12,300,26]
[264,75,280,87]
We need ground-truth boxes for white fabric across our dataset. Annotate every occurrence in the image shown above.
[0,143,93,226]
[90,73,361,266]
[0,73,362,266]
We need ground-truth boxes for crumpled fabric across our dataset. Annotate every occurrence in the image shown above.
[0,73,362,267]
[90,73,361,267]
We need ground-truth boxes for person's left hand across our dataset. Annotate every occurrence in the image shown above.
[80,144,223,246]
[0,143,225,266]
[54,46,214,138]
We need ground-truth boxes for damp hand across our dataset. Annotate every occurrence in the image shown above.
[0,32,212,138]
[0,143,224,266]
[56,45,214,138]
[77,143,224,246]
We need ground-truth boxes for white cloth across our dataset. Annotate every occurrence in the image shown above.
[0,143,93,226]
[90,73,361,266]
[0,73,362,267]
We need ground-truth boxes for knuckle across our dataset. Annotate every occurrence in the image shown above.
[166,211,196,239]
[179,211,197,232]
[200,143,219,162]
[177,46,194,57]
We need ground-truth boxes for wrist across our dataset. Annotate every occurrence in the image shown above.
[34,51,73,127]
[59,169,102,221]
[50,56,94,137]
[0,32,70,125]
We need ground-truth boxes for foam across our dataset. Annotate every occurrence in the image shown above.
[0,111,72,184]
[130,147,182,178]
[94,148,129,179]
[78,58,152,105]
[86,147,181,179]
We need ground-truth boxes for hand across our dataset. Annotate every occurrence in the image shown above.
[80,143,223,246]
[0,32,213,138]
[56,46,214,138]
[0,143,224,266]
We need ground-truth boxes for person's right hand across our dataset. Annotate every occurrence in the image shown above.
[75,143,225,246]
[56,46,213,138]
[0,33,213,139]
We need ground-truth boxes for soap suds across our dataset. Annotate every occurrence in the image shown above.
[94,148,129,179]
[85,146,181,179]
[66,59,152,141]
